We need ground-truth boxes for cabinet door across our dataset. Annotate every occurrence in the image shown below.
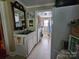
[14,36,26,56]
[27,32,38,55]
[27,35,34,54]
[24,37,28,56]
[32,32,37,46]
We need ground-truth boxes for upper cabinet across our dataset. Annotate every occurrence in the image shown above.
[11,1,27,30]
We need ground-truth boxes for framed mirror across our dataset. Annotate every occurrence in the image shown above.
[11,1,26,30]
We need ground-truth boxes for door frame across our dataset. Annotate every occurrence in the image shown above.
[0,15,5,49]
[0,2,10,55]
[35,9,53,43]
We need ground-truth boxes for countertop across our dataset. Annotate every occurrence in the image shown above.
[14,30,34,37]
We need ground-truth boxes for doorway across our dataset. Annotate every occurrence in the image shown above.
[37,10,52,42]
[36,10,53,59]
[27,10,53,59]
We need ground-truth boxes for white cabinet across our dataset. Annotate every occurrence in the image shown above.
[27,32,37,55]
[32,34,37,47]
[27,35,33,54]
[14,35,28,57]
[14,31,37,56]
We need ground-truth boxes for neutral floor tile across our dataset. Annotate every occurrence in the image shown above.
[27,34,51,59]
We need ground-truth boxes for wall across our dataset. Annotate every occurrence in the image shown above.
[0,0,15,53]
[5,0,15,51]
[26,11,36,31]
[2,0,28,52]
[51,5,79,59]
[0,1,10,54]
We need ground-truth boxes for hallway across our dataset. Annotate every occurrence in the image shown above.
[27,34,51,59]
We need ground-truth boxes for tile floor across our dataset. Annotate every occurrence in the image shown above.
[27,33,51,59]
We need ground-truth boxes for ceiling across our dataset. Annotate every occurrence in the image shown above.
[18,0,54,6]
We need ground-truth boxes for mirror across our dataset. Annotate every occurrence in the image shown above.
[11,1,26,30]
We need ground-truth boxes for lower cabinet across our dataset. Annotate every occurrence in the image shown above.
[14,32,37,57]
[27,32,37,55]
[27,35,34,54]
[14,35,28,57]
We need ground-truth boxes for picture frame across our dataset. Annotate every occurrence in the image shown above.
[68,35,79,54]
[29,20,33,27]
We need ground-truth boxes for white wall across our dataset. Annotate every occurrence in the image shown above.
[0,1,10,54]
[51,5,79,59]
